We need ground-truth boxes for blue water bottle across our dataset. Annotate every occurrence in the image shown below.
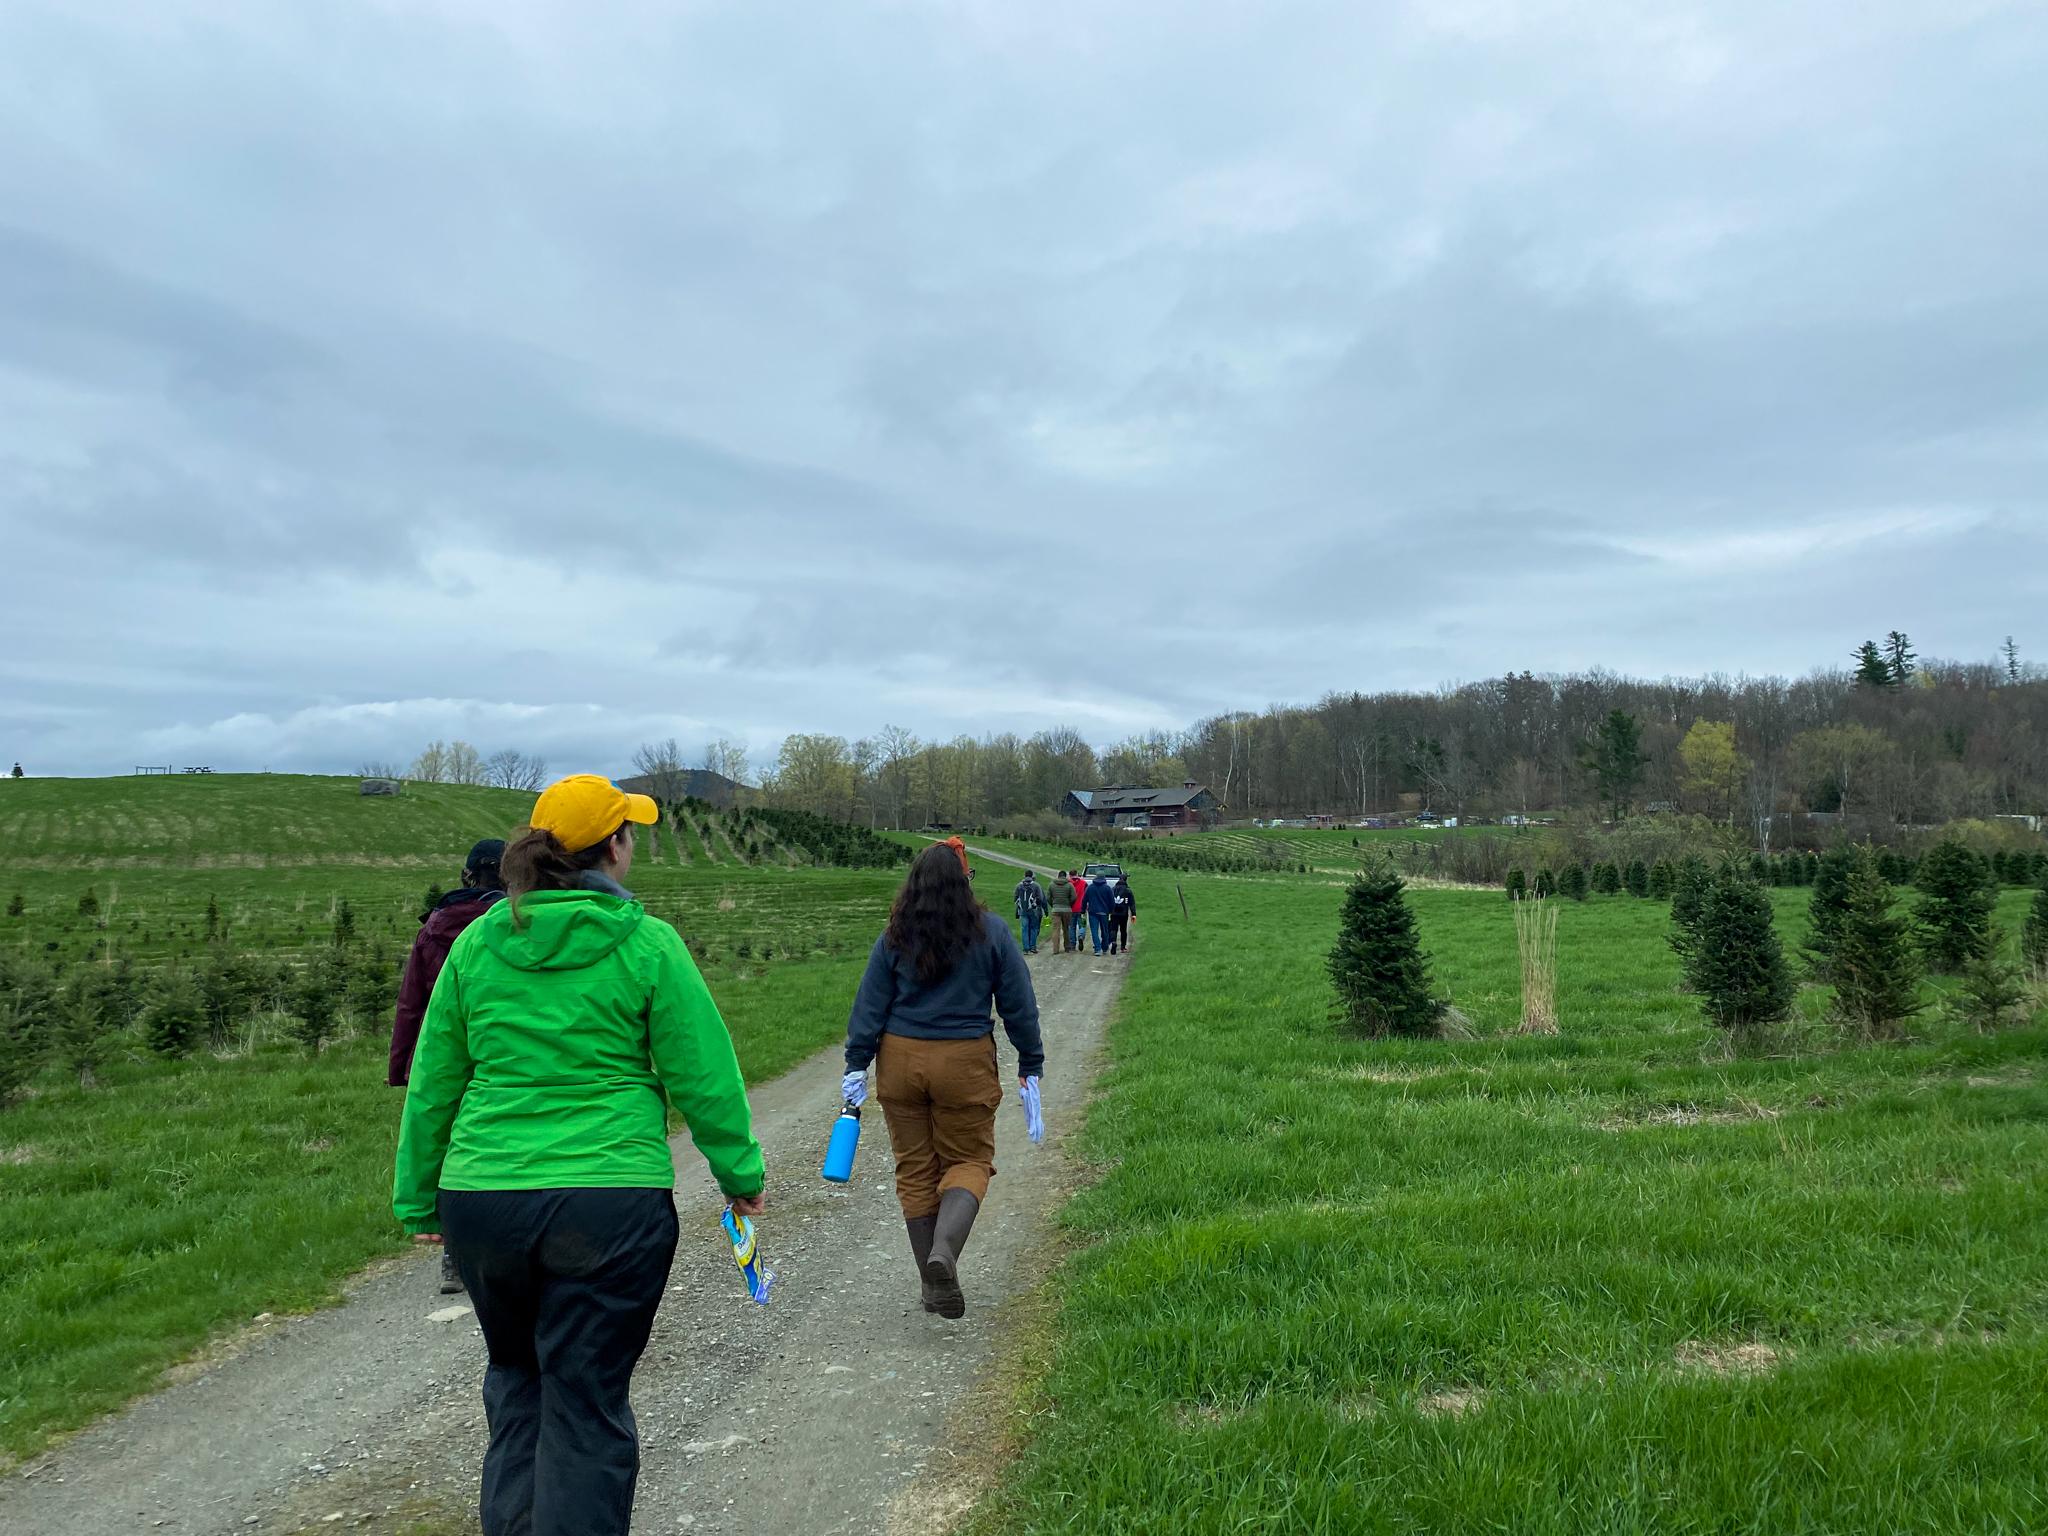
[821,1101,862,1183]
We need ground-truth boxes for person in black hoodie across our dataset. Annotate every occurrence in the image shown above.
[1107,877,1136,954]
[388,838,506,1292]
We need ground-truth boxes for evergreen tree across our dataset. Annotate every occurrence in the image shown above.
[1748,852,1770,884]
[77,887,100,919]
[420,883,446,921]
[1853,641,1894,688]
[1326,865,1444,1038]
[1884,630,1916,685]
[204,893,223,942]
[1668,859,1712,981]
[144,976,206,1058]
[1587,711,1647,821]
[1533,868,1556,899]
[0,954,59,1102]
[55,973,117,1086]
[2019,878,2048,973]
[1559,863,1590,901]
[1647,860,1675,899]
[1625,859,1650,897]
[1830,865,1924,1040]
[5,894,22,918]
[2003,634,2023,684]
[1806,846,1863,980]
[1504,867,1527,901]
[1690,870,1797,1048]
[1916,841,1995,973]
[1805,851,1823,884]
[1592,861,1621,895]
[198,951,262,1050]
[1955,950,2025,1032]
[291,951,348,1056]
[332,899,357,949]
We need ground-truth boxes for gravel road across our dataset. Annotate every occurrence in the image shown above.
[0,931,1120,1536]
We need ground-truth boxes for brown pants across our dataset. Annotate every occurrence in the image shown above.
[876,1032,1001,1219]
[1049,905,1070,953]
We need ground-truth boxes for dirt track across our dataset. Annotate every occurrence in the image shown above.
[0,906,1119,1536]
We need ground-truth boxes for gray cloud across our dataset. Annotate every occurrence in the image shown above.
[1,0,2044,776]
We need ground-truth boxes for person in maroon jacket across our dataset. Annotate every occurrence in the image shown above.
[388,838,506,1292]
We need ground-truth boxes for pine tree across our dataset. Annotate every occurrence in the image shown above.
[1504,867,1527,901]
[1533,868,1556,899]
[1805,846,1863,980]
[1955,950,2025,1032]
[204,893,223,942]
[2019,878,2048,973]
[291,952,348,1056]
[1884,630,1916,685]
[1853,641,1894,688]
[0,954,58,1101]
[1669,860,1712,980]
[1748,852,1770,883]
[77,887,100,919]
[1647,860,1675,899]
[1560,864,1590,901]
[144,976,206,1059]
[1916,841,1995,973]
[1587,711,1647,822]
[1690,870,1797,1049]
[2003,635,2023,684]
[332,899,357,949]
[5,894,23,918]
[1326,865,1444,1038]
[1625,859,1650,897]
[1830,865,1924,1040]
[420,883,445,921]
[55,973,117,1086]
[1592,861,1621,895]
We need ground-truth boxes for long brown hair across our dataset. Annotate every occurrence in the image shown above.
[884,843,988,985]
[501,821,626,919]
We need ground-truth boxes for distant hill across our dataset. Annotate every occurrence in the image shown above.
[616,770,747,808]
[0,774,532,866]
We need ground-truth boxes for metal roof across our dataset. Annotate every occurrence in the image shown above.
[1081,784,1210,810]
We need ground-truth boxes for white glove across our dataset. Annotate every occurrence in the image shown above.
[841,1070,868,1108]
[1020,1077,1044,1143]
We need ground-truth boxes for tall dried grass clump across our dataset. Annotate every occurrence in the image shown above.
[1513,894,1560,1035]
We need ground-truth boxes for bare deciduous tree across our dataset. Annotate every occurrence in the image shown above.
[485,750,549,792]
[632,739,690,807]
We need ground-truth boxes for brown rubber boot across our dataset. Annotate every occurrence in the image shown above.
[921,1189,980,1320]
[906,1216,942,1313]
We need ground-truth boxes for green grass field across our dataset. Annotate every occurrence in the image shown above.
[981,877,2048,1533]
[0,776,902,1461]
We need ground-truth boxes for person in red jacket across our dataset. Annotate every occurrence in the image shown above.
[388,838,506,1292]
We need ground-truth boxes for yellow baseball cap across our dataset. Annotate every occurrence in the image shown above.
[530,774,660,854]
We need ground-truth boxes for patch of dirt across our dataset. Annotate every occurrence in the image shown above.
[1415,1387,1486,1419]
[1599,1099,1784,1130]
[1672,1339,1783,1375]
[0,1143,38,1164]
[1338,1063,1491,1084]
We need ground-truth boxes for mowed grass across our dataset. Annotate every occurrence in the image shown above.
[0,779,905,1461]
[985,877,2048,1533]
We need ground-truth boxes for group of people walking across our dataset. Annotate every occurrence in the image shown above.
[1012,867,1135,956]
[389,784,1044,1536]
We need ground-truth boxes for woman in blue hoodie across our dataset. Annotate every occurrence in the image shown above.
[843,842,1043,1318]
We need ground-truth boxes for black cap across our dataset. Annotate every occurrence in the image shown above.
[465,838,506,879]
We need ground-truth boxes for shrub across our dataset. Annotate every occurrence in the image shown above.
[1591,861,1621,895]
[1504,867,1527,900]
[144,976,207,1058]
[0,955,59,1103]
[1647,860,1675,899]
[1916,841,1995,973]
[1624,859,1650,897]
[5,894,22,918]
[1955,950,2026,1033]
[1559,864,1590,901]
[2023,878,2048,974]
[77,887,99,918]
[1327,864,1444,1038]
[1689,870,1797,1049]
[1830,865,1924,1040]
[1532,868,1556,899]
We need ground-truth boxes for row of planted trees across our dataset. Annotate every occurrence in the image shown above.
[0,899,401,1107]
[1506,845,2048,903]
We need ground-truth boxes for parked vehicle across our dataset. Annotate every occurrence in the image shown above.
[1081,861,1125,883]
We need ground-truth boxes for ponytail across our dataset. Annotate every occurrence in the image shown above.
[501,821,626,922]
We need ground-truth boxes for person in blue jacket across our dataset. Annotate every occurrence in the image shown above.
[1082,872,1116,955]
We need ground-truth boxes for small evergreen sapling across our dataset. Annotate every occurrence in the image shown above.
[2022,878,2048,975]
[77,887,99,918]
[1591,861,1621,895]
[0,954,59,1101]
[1647,861,1675,899]
[1504,867,1527,901]
[332,899,358,949]
[204,894,223,942]
[1805,846,1862,980]
[1624,859,1650,897]
[5,894,23,918]
[1689,870,1797,1049]
[291,951,348,1056]
[1533,868,1556,899]
[1955,949,2025,1033]
[1559,864,1590,901]
[144,976,206,1058]
[1830,865,1923,1040]
[1915,841,1995,973]
[1327,864,1445,1038]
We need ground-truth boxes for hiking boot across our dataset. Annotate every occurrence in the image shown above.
[906,1215,942,1313]
[438,1250,465,1295]
[922,1189,980,1320]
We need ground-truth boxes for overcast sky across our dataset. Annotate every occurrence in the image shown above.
[3,1,2044,779]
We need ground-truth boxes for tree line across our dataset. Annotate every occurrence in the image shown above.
[756,639,2047,840]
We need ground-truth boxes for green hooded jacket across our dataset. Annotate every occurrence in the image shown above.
[392,888,764,1234]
